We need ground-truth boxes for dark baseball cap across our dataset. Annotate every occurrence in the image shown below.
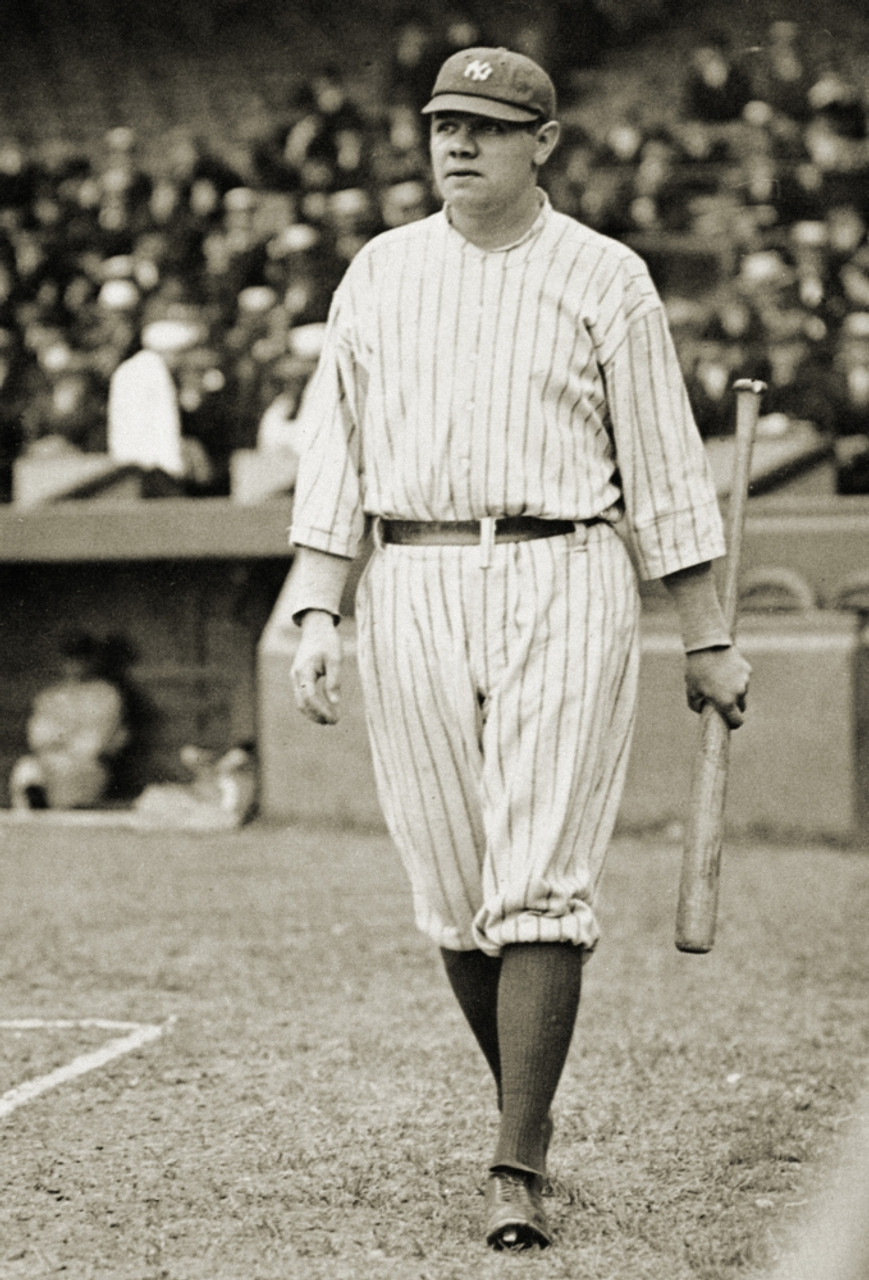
[421,47,557,124]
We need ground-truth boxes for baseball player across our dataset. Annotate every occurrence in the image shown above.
[282,47,751,1250]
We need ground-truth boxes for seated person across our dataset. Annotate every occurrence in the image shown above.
[107,313,215,492]
[9,631,129,810]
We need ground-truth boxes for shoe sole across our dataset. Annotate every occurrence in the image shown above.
[487,1220,552,1250]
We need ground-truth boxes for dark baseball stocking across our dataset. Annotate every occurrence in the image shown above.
[492,941,584,1176]
[440,946,503,1107]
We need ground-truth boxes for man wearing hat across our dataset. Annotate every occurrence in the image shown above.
[283,48,751,1249]
[107,308,215,491]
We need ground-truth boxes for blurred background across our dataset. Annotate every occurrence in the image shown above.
[3,0,869,835]
[1,0,869,499]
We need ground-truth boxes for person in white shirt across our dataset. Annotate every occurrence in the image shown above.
[107,316,213,488]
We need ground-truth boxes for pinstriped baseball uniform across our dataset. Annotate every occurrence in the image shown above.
[290,193,725,955]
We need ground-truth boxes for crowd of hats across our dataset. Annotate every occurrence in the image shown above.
[0,71,440,501]
[2,16,869,499]
[549,20,869,481]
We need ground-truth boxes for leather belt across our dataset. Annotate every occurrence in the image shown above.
[378,515,579,547]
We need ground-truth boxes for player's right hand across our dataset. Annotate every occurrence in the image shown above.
[291,611,343,725]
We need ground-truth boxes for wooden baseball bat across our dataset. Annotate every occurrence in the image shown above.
[675,378,766,954]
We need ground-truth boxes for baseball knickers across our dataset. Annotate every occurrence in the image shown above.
[355,521,640,956]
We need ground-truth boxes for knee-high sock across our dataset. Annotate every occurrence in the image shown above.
[492,942,584,1177]
[440,947,502,1107]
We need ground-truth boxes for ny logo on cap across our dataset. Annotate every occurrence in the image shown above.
[464,59,493,82]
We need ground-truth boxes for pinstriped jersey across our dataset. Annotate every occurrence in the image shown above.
[290,194,725,580]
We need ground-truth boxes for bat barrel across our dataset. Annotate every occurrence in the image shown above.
[675,707,731,952]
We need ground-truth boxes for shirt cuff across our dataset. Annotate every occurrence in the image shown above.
[629,499,726,581]
[281,547,352,626]
[289,522,359,561]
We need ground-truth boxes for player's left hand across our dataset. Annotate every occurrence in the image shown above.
[685,645,751,729]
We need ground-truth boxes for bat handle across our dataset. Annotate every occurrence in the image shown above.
[721,380,767,628]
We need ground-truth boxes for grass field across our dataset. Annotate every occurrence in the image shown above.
[0,817,867,1280]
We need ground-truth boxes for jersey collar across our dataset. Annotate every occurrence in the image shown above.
[443,188,551,254]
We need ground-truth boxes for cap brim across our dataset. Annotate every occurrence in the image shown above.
[421,93,541,123]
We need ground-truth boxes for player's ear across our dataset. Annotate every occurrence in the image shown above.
[533,120,560,166]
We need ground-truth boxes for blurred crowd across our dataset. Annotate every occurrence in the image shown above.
[3,14,869,500]
[552,18,869,485]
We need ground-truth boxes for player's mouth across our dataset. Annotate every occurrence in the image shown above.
[445,168,481,178]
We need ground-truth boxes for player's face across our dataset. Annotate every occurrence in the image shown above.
[429,112,559,213]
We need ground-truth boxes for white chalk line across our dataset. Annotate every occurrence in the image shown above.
[0,1018,168,1119]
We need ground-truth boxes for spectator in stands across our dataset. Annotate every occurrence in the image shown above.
[807,71,868,146]
[0,140,37,217]
[33,365,108,455]
[369,101,429,190]
[220,284,287,455]
[198,187,268,311]
[754,21,815,122]
[386,11,490,115]
[827,203,868,268]
[255,353,312,457]
[93,127,153,254]
[685,338,753,436]
[51,155,102,257]
[379,178,432,229]
[16,335,88,455]
[804,71,869,213]
[567,120,638,236]
[388,14,445,115]
[262,222,340,325]
[0,326,25,500]
[827,208,869,335]
[683,31,753,123]
[253,66,371,197]
[107,307,218,494]
[830,312,869,435]
[9,630,130,811]
[162,128,246,211]
[75,280,140,388]
[761,332,837,436]
[323,187,383,265]
[627,129,693,234]
[727,99,819,223]
[545,125,604,224]
[787,219,844,332]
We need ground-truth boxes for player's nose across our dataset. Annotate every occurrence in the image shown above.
[449,124,478,154]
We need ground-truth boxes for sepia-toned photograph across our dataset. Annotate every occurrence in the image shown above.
[0,1,867,1275]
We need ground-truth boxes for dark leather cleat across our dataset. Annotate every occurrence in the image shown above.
[484,1167,552,1250]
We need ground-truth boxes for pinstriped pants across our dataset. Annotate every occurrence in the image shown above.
[355,523,640,957]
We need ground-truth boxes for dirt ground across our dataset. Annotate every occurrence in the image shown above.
[0,817,867,1280]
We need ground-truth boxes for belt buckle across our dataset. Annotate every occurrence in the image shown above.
[479,517,495,570]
